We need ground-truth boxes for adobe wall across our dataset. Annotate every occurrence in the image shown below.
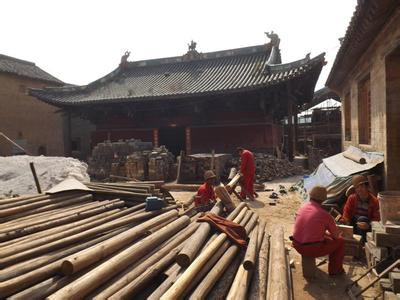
[0,73,65,156]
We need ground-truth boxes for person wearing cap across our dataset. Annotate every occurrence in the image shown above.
[341,175,380,242]
[291,186,345,276]
[194,170,217,210]
[237,147,256,201]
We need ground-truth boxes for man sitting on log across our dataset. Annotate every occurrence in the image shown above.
[291,186,345,276]
[194,170,217,211]
[340,175,380,243]
[237,147,257,201]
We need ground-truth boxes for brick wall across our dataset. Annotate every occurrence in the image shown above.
[336,9,400,189]
[0,73,65,156]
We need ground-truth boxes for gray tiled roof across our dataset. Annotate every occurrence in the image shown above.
[0,54,62,84]
[30,44,325,106]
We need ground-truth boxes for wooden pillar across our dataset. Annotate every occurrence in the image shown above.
[287,100,294,162]
[153,129,159,147]
[293,103,298,155]
[185,127,191,155]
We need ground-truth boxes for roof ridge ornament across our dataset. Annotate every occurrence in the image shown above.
[265,31,280,48]
[183,40,203,61]
[119,51,131,69]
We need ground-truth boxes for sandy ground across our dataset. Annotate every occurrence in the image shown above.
[171,176,381,300]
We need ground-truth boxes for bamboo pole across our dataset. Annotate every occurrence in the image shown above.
[0,193,47,205]
[267,226,289,300]
[176,202,223,267]
[47,216,190,300]
[147,265,183,300]
[0,194,50,210]
[61,210,179,275]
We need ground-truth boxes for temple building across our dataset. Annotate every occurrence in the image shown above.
[30,34,325,160]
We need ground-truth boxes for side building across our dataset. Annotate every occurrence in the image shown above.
[0,54,65,156]
[326,1,400,189]
[30,35,325,160]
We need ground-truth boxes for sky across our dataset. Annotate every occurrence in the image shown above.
[2,0,357,89]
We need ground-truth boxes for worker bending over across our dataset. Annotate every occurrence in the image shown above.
[341,175,380,243]
[237,147,256,201]
[195,170,217,211]
[291,186,345,276]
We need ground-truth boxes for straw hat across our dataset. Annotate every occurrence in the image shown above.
[309,186,327,203]
[352,175,369,187]
[204,170,217,180]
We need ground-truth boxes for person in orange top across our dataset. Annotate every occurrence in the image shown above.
[341,175,380,243]
[237,147,256,201]
[194,170,217,210]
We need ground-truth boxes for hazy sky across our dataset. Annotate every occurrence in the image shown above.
[2,0,356,89]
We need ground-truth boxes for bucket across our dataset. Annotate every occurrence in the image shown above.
[377,191,400,225]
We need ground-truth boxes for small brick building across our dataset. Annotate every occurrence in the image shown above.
[326,1,400,189]
[31,35,325,160]
[0,54,64,156]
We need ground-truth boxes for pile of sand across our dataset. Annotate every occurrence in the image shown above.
[0,155,89,196]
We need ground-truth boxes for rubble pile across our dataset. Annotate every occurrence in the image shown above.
[88,139,175,181]
[229,153,304,182]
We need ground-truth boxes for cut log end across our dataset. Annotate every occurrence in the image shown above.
[61,260,74,276]
[243,260,254,270]
[176,253,191,268]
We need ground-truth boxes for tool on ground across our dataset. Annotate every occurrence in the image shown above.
[346,259,400,299]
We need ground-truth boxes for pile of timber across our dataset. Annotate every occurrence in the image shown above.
[88,139,153,179]
[85,181,174,207]
[126,146,175,181]
[229,153,304,182]
[0,192,293,299]
[366,222,400,297]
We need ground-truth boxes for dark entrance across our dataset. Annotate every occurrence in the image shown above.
[159,126,185,156]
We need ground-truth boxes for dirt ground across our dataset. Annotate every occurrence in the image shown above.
[171,176,382,300]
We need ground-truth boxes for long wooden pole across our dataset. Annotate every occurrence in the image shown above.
[47,216,190,300]
[160,206,247,300]
[267,226,289,300]
[0,226,129,297]
[0,206,178,267]
[61,210,178,275]
[176,202,223,267]
[243,225,259,270]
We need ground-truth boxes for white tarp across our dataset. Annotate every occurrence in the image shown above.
[0,155,90,196]
[300,146,384,202]
[323,146,384,177]
[46,178,92,194]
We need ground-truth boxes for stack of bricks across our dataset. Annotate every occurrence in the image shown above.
[337,224,362,257]
[366,221,400,298]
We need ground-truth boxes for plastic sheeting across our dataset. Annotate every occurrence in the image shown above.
[298,146,384,205]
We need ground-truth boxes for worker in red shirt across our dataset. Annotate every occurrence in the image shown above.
[341,175,380,243]
[237,147,256,201]
[291,186,345,276]
[194,170,217,211]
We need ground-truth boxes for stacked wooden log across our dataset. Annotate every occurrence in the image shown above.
[0,191,293,299]
[229,153,304,182]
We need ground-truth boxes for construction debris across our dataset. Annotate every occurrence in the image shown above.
[0,189,293,299]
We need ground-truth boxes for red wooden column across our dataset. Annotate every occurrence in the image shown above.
[153,129,159,147]
[185,127,191,155]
